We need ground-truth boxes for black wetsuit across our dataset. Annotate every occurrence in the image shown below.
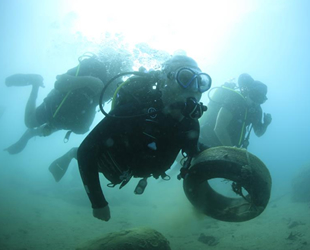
[77,75,203,209]
[35,57,108,134]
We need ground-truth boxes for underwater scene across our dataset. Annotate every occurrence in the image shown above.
[0,1,309,249]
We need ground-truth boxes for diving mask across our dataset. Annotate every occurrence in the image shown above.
[169,67,212,93]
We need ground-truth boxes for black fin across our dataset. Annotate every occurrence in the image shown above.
[4,129,38,154]
[49,149,75,182]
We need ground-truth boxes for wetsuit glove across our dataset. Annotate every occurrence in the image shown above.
[263,113,272,126]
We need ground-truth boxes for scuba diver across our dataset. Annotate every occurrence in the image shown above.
[76,55,212,221]
[200,73,272,148]
[4,53,129,156]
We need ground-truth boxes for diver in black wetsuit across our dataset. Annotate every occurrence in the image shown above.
[77,55,212,221]
[4,53,129,155]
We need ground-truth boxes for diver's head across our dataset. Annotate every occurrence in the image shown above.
[160,55,211,119]
[238,73,254,95]
[248,81,268,104]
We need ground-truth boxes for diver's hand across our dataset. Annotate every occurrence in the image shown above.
[93,205,111,221]
[263,113,272,126]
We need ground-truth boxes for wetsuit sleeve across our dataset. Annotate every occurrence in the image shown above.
[54,74,103,94]
[55,57,107,94]
[177,119,209,180]
[180,119,203,157]
[76,114,120,209]
[77,145,108,209]
[76,105,141,209]
[66,57,107,82]
[252,106,268,137]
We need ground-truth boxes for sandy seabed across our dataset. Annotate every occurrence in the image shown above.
[0,165,309,250]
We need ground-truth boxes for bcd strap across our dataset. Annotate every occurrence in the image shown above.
[107,170,133,189]
[161,173,171,180]
[119,170,133,189]
[63,130,72,143]
[177,156,192,180]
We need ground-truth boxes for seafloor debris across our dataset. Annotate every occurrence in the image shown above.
[286,231,303,241]
[197,233,219,246]
[288,220,305,229]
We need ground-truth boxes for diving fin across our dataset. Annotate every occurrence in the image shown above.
[4,128,39,154]
[5,74,44,87]
[49,147,77,182]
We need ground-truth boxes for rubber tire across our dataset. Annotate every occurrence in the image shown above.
[183,146,272,222]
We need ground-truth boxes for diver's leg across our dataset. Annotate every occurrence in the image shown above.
[5,74,44,87]
[4,128,42,154]
[4,74,44,128]
[24,83,42,128]
[3,124,58,155]
[70,147,78,159]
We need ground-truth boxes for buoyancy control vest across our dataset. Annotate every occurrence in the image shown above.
[200,84,251,148]
[45,56,107,139]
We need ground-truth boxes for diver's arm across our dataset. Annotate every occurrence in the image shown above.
[54,74,103,94]
[214,107,234,146]
[181,119,204,157]
[178,120,207,180]
[78,159,110,221]
[77,150,109,210]
[253,110,272,137]
[181,120,209,158]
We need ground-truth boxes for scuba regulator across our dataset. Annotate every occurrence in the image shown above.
[182,97,207,119]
